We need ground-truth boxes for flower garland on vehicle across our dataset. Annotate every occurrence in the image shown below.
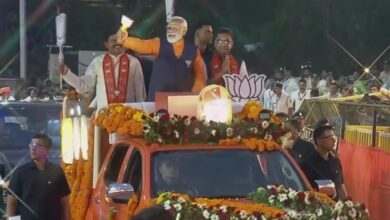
[248,185,370,220]
[61,90,95,220]
[63,115,95,220]
[155,192,287,220]
[95,104,146,136]
[143,101,286,148]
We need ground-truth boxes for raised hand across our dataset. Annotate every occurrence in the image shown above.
[58,62,69,75]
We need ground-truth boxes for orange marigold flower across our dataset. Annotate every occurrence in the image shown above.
[127,194,140,217]
[242,138,257,150]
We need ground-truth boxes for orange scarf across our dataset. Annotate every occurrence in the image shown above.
[103,53,130,103]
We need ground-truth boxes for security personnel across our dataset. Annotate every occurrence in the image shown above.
[300,125,348,200]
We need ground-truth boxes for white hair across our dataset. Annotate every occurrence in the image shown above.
[168,16,188,30]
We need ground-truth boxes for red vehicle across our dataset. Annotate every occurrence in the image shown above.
[85,138,311,220]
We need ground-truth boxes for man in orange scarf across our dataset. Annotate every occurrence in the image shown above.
[118,16,206,101]
[207,28,248,86]
[58,32,146,110]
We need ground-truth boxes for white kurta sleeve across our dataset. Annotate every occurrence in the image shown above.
[239,60,249,77]
[132,59,146,102]
[62,58,98,94]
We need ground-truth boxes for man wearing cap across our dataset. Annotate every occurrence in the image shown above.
[271,82,293,118]
[293,111,311,140]
[282,66,298,95]
[290,79,310,113]
[300,62,313,90]
[300,125,348,200]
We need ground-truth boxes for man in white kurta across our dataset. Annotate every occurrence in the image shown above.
[290,78,311,113]
[282,67,298,95]
[271,82,293,118]
[59,34,146,110]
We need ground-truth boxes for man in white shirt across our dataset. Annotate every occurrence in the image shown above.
[318,71,333,95]
[282,66,298,95]
[58,33,146,110]
[300,63,313,90]
[261,77,275,110]
[290,79,311,112]
[324,82,341,99]
[271,82,293,118]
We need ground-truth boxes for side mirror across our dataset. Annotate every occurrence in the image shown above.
[105,183,134,203]
[315,179,336,198]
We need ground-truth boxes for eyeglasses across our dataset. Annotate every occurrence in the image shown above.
[215,39,232,45]
[29,142,46,149]
[319,135,336,140]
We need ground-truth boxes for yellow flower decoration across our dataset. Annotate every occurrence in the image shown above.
[96,104,146,136]
[127,194,140,217]
[239,101,263,120]
[133,111,145,122]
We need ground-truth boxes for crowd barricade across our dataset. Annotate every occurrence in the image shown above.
[344,125,390,152]
[339,137,390,220]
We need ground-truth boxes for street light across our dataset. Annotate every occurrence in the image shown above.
[19,0,27,79]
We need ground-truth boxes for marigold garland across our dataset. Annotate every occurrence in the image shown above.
[239,101,282,124]
[144,102,287,145]
[95,104,146,136]
[238,100,263,120]
[127,194,140,217]
[248,185,369,219]
[193,197,286,218]
[154,192,286,219]
[62,116,95,220]
[310,191,337,206]
[218,138,240,145]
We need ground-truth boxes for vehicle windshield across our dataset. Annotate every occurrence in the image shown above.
[151,149,306,198]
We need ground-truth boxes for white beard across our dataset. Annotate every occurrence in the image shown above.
[167,33,182,43]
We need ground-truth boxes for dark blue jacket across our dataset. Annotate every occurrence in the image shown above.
[147,38,197,101]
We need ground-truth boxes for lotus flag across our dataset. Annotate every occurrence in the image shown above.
[223,74,267,102]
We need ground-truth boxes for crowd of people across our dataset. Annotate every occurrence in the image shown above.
[1,16,389,219]
[0,79,68,103]
[1,16,389,111]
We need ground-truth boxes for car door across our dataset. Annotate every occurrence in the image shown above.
[88,143,131,220]
[111,146,144,219]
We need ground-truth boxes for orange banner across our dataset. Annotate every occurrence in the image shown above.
[339,140,390,219]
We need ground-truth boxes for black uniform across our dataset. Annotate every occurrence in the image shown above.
[288,138,315,164]
[8,161,70,220]
[300,150,344,200]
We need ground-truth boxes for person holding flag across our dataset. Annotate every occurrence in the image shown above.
[58,31,146,110]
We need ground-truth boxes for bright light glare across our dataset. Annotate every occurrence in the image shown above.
[61,118,73,164]
[364,68,370,73]
[203,99,230,123]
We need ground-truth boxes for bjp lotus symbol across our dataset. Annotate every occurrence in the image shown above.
[223,74,266,102]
